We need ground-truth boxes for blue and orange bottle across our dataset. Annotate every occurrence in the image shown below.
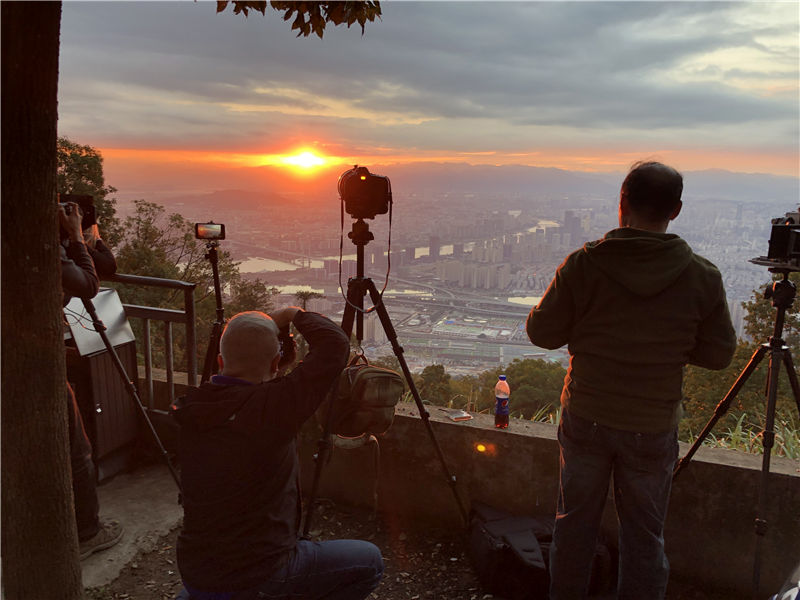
[494,374,510,429]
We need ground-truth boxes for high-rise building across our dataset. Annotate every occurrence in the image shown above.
[436,260,463,284]
[430,235,441,260]
[497,264,512,289]
[324,259,338,278]
[564,210,581,244]
[364,312,388,345]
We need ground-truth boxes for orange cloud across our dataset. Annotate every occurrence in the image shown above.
[99,145,799,178]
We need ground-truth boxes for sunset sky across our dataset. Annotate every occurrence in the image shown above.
[57,1,799,198]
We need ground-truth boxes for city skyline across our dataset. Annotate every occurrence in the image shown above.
[58,1,799,201]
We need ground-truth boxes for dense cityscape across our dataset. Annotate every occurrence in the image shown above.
[160,187,791,375]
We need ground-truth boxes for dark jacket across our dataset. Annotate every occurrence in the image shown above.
[172,311,349,592]
[88,239,117,280]
[527,227,736,433]
[61,240,99,306]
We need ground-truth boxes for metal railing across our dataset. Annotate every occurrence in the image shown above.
[108,273,197,408]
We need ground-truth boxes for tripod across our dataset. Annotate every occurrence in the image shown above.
[80,297,182,493]
[302,218,468,538]
[200,240,225,384]
[673,269,800,599]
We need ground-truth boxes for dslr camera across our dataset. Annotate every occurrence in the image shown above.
[338,165,392,220]
[58,193,96,231]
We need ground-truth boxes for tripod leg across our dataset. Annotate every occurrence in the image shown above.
[365,280,468,524]
[782,350,800,416]
[341,281,361,342]
[674,345,767,480]
[201,321,223,384]
[81,299,182,493]
[302,385,339,540]
[753,344,786,598]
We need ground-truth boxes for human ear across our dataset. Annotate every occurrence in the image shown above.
[669,200,682,221]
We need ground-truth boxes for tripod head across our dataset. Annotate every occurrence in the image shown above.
[765,269,796,311]
[348,218,374,248]
[203,238,221,258]
[761,268,797,350]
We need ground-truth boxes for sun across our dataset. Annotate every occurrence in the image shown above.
[281,150,327,170]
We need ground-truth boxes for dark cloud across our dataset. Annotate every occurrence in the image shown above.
[58,1,798,160]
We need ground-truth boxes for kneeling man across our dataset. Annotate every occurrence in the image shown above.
[172,307,384,600]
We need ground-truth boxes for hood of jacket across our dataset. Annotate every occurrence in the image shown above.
[584,227,693,297]
[171,382,252,432]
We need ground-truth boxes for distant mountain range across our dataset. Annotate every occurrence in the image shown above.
[151,162,798,212]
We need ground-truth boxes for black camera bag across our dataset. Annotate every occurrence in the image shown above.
[468,501,616,599]
[468,502,548,599]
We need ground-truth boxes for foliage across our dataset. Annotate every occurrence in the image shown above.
[229,277,281,316]
[216,1,382,37]
[56,136,121,244]
[417,364,451,406]
[526,403,561,424]
[450,358,566,418]
[686,411,800,459]
[294,290,324,310]
[292,290,325,357]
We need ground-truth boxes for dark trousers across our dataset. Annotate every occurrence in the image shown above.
[68,381,100,541]
[549,408,677,600]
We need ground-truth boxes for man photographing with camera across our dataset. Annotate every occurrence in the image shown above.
[59,200,125,559]
[527,161,737,599]
[171,307,384,600]
[60,193,116,280]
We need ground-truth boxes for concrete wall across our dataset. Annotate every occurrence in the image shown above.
[299,404,800,595]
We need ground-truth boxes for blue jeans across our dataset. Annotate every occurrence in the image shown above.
[182,539,384,600]
[549,408,678,600]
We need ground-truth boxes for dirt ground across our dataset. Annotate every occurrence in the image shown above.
[85,499,745,600]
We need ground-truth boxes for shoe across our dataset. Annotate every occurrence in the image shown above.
[79,519,124,560]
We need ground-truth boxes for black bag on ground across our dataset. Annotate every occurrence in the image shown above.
[468,502,548,599]
[468,502,616,599]
[326,354,405,437]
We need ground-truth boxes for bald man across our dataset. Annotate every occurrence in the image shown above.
[172,308,384,600]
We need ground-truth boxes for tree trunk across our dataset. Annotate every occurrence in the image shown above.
[1,2,83,598]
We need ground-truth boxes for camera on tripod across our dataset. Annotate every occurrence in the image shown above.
[751,208,800,271]
[338,165,391,220]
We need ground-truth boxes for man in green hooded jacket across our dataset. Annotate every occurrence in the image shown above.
[527,161,736,599]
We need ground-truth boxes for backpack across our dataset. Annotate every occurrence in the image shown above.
[325,354,405,438]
